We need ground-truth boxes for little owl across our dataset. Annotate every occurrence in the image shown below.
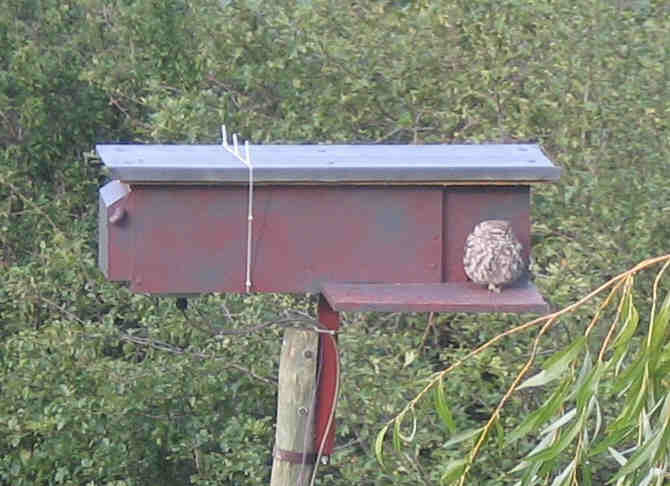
[463,220,525,293]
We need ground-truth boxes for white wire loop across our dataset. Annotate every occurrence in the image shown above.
[221,125,254,293]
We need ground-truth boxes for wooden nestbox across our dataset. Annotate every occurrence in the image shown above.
[97,140,561,481]
[97,143,560,313]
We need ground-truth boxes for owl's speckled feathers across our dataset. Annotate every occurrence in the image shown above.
[463,220,525,293]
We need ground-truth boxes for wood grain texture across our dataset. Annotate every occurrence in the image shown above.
[321,280,549,313]
[119,186,442,293]
[271,329,319,486]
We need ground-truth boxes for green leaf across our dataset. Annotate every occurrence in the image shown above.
[609,293,639,372]
[611,349,646,397]
[392,407,417,446]
[518,369,559,390]
[440,457,468,484]
[589,427,634,457]
[510,431,557,473]
[608,432,662,484]
[507,379,570,444]
[55,467,68,483]
[649,291,670,359]
[653,392,670,462]
[443,427,484,449]
[550,458,576,486]
[592,395,602,439]
[654,290,670,329]
[567,349,593,403]
[609,372,649,433]
[607,446,628,467]
[19,449,31,464]
[434,377,457,433]
[575,363,604,409]
[403,349,419,368]
[519,336,586,389]
[527,407,586,463]
[582,458,593,486]
[374,423,390,469]
[494,418,505,449]
[393,417,402,451]
[637,467,663,486]
[540,408,577,437]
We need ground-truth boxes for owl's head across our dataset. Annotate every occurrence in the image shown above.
[472,219,515,239]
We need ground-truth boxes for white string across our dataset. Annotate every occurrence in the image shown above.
[221,125,254,293]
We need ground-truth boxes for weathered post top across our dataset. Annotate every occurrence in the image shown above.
[97,143,560,313]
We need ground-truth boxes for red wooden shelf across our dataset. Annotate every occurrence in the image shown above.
[321,280,550,314]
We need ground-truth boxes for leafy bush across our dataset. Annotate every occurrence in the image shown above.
[0,0,669,484]
[378,257,670,485]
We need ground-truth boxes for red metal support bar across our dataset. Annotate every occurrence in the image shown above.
[315,295,340,457]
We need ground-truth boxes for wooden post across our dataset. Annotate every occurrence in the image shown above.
[270,328,319,486]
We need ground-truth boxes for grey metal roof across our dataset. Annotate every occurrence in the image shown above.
[96,144,560,184]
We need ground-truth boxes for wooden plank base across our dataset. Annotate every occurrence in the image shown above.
[321,280,549,314]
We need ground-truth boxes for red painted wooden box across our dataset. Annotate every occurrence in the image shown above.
[97,144,560,313]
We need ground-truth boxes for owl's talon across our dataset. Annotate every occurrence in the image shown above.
[488,283,501,293]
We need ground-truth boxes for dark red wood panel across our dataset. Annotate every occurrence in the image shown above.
[108,184,537,296]
[443,186,530,283]
[321,280,549,313]
[251,186,443,292]
[129,186,247,293]
[124,186,442,294]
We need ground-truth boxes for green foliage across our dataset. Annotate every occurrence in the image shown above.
[0,234,281,485]
[1,0,669,484]
[378,260,670,485]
